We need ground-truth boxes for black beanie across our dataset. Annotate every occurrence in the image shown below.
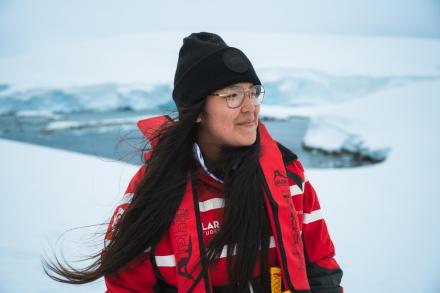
[172,32,261,108]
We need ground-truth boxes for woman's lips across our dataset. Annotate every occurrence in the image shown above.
[237,119,257,127]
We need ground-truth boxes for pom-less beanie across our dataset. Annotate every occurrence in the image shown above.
[172,32,261,108]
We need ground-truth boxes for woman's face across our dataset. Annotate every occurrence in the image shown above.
[196,82,260,148]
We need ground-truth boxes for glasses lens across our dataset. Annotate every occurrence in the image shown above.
[251,85,265,106]
[224,86,244,108]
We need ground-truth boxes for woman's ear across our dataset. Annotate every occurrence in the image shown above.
[196,113,203,123]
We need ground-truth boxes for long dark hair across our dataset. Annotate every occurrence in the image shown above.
[43,101,271,292]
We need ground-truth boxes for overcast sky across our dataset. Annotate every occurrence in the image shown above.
[0,0,439,58]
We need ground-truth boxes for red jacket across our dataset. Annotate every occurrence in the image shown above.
[105,116,343,293]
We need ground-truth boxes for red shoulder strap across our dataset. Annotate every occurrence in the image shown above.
[258,122,311,292]
[137,115,213,292]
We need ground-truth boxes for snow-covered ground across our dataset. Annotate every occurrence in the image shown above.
[0,140,134,292]
[307,79,440,293]
[1,32,440,292]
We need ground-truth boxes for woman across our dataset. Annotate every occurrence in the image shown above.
[44,32,343,293]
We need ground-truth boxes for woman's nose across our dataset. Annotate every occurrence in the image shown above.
[240,92,256,112]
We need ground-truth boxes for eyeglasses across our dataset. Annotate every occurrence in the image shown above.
[208,84,265,109]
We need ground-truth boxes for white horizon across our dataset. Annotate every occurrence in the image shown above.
[0,0,439,58]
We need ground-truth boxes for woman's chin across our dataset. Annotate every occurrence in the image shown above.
[235,134,257,146]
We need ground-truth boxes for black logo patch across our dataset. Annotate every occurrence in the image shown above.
[223,48,249,73]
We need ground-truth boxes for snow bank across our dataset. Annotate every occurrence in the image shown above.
[2,32,440,90]
[0,82,174,115]
[44,115,153,132]
[306,80,440,293]
[0,139,138,293]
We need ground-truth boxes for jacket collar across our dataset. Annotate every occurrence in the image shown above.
[192,143,224,183]
[136,115,172,148]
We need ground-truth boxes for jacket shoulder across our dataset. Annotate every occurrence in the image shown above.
[276,142,298,164]
[276,142,306,189]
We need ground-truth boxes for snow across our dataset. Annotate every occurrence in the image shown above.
[303,114,391,161]
[0,139,138,293]
[44,115,153,132]
[304,79,440,293]
[15,110,62,119]
[1,67,438,125]
[0,82,174,115]
[1,32,440,292]
[1,32,440,90]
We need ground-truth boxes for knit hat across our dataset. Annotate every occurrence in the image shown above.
[172,32,261,108]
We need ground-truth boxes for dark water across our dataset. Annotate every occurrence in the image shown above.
[0,111,373,168]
